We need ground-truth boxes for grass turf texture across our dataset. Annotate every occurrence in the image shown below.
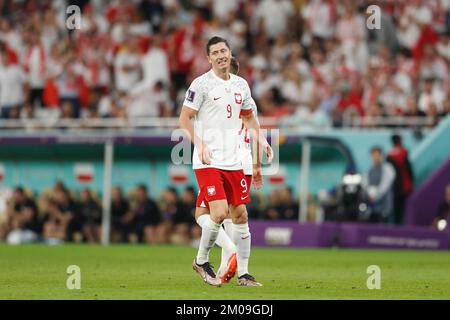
[0,244,449,300]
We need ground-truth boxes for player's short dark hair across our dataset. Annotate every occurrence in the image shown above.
[230,56,239,75]
[206,36,230,55]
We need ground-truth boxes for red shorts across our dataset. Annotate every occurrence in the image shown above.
[195,168,252,209]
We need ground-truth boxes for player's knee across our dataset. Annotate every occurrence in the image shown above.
[194,207,209,220]
[211,212,228,224]
[232,209,248,224]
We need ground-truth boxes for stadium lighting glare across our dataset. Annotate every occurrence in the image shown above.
[437,219,447,231]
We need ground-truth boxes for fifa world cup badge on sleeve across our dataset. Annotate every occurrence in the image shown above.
[187,90,196,102]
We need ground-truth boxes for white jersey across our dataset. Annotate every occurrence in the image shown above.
[183,69,255,170]
[238,103,258,175]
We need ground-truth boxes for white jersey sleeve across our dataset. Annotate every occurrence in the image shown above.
[240,101,258,176]
[183,77,204,111]
[241,81,255,114]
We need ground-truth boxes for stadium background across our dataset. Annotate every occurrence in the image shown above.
[1,0,450,301]
[0,0,449,250]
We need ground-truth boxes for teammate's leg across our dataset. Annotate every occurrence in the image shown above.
[217,211,234,277]
[222,215,233,239]
[230,203,261,286]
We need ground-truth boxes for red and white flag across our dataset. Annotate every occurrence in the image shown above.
[74,163,94,183]
[268,166,286,185]
[169,165,189,185]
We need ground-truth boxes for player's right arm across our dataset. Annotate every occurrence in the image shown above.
[179,106,212,165]
[179,77,213,165]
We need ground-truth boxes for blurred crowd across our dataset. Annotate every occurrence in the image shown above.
[0,181,301,245]
[0,0,449,128]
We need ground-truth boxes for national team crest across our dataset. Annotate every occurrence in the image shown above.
[207,186,216,196]
[234,93,242,104]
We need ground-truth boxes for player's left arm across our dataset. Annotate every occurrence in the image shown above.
[241,112,273,164]
[241,81,273,160]
[241,112,273,190]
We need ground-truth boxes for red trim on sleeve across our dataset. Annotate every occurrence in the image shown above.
[239,109,253,117]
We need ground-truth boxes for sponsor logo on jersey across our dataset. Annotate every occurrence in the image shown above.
[234,93,242,104]
[187,90,196,102]
[207,186,216,196]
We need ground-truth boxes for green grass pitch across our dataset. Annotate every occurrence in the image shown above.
[1,244,449,300]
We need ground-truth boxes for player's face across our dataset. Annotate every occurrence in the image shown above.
[208,42,231,72]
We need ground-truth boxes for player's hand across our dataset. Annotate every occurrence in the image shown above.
[264,143,274,164]
[198,143,212,165]
[252,165,263,190]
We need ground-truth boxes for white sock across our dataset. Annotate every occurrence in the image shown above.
[217,218,236,275]
[232,223,251,277]
[196,217,220,265]
[196,215,209,228]
[223,218,233,238]
[197,216,236,274]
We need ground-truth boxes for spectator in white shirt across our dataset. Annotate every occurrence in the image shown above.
[336,3,368,73]
[212,0,240,22]
[24,32,47,109]
[436,30,450,62]
[0,51,26,118]
[254,0,294,40]
[114,37,142,93]
[0,19,23,59]
[418,77,446,113]
[126,81,171,118]
[301,0,335,40]
[138,34,170,92]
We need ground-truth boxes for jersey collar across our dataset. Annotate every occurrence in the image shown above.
[209,69,232,83]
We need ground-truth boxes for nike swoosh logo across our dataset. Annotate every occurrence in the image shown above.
[214,97,221,101]
[241,195,249,200]
[241,235,250,240]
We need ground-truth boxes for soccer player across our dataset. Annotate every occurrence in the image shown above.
[194,56,262,285]
[179,37,272,286]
